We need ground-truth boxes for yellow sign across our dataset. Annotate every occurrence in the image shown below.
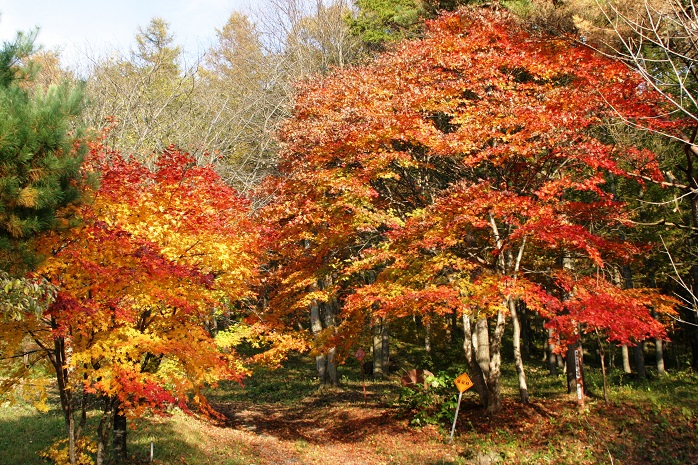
[454,372,474,392]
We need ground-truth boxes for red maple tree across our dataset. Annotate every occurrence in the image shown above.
[261,7,676,412]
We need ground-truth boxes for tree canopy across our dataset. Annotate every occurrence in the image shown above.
[261,6,676,412]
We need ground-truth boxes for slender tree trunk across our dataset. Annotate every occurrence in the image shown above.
[475,317,490,378]
[450,309,459,343]
[50,318,76,465]
[324,297,339,386]
[643,266,667,375]
[566,341,585,409]
[598,337,609,404]
[373,318,383,379]
[508,297,529,403]
[520,304,531,358]
[622,344,632,374]
[622,269,646,379]
[425,318,432,355]
[652,310,666,376]
[310,299,328,383]
[609,344,616,370]
[548,328,558,376]
[112,399,127,462]
[486,310,507,414]
[95,397,115,465]
[372,317,389,379]
[634,342,646,380]
[690,265,698,370]
[309,275,339,386]
[566,344,577,394]
[462,312,489,407]
[326,346,338,386]
[621,265,636,377]
[381,319,389,377]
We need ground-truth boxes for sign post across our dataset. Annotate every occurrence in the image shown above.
[449,372,474,443]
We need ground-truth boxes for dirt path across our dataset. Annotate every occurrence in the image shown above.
[211,398,461,465]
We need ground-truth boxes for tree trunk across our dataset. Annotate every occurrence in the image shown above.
[50,319,76,465]
[381,318,389,377]
[475,317,490,378]
[520,303,531,358]
[372,320,383,379]
[619,265,634,375]
[450,309,459,343]
[462,312,489,407]
[326,346,338,386]
[598,337,609,404]
[485,310,507,414]
[425,318,432,355]
[690,265,698,371]
[112,400,127,463]
[622,344,632,374]
[622,265,647,380]
[656,338,666,375]
[634,342,646,380]
[547,328,558,376]
[652,309,666,375]
[310,299,327,382]
[309,289,339,386]
[95,397,115,465]
[566,344,577,394]
[508,297,529,403]
[609,344,616,370]
[372,317,389,379]
[324,297,339,386]
[566,341,585,409]
[462,310,507,414]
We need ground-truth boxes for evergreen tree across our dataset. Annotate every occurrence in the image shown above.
[0,30,87,272]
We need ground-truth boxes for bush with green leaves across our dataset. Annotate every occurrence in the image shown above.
[396,371,459,427]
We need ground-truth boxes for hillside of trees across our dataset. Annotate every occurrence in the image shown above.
[1,1,697,464]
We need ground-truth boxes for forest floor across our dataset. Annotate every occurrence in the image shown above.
[2,355,697,465]
[129,355,698,465]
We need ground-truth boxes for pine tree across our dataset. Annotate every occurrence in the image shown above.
[0,30,87,272]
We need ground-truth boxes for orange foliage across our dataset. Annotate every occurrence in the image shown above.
[260,7,676,354]
[31,141,260,417]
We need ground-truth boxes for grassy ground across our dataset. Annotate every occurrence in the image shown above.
[1,353,697,464]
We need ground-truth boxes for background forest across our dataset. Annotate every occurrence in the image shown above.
[1,1,697,464]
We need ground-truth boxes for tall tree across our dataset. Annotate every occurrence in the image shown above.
[1,139,260,464]
[578,0,698,368]
[81,18,206,164]
[262,7,675,413]
[200,12,288,193]
[0,30,87,272]
[252,0,363,79]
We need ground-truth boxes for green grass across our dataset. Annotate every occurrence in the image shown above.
[205,352,319,404]
[2,351,696,465]
[128,411,259,465]
[0,404,65,465]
